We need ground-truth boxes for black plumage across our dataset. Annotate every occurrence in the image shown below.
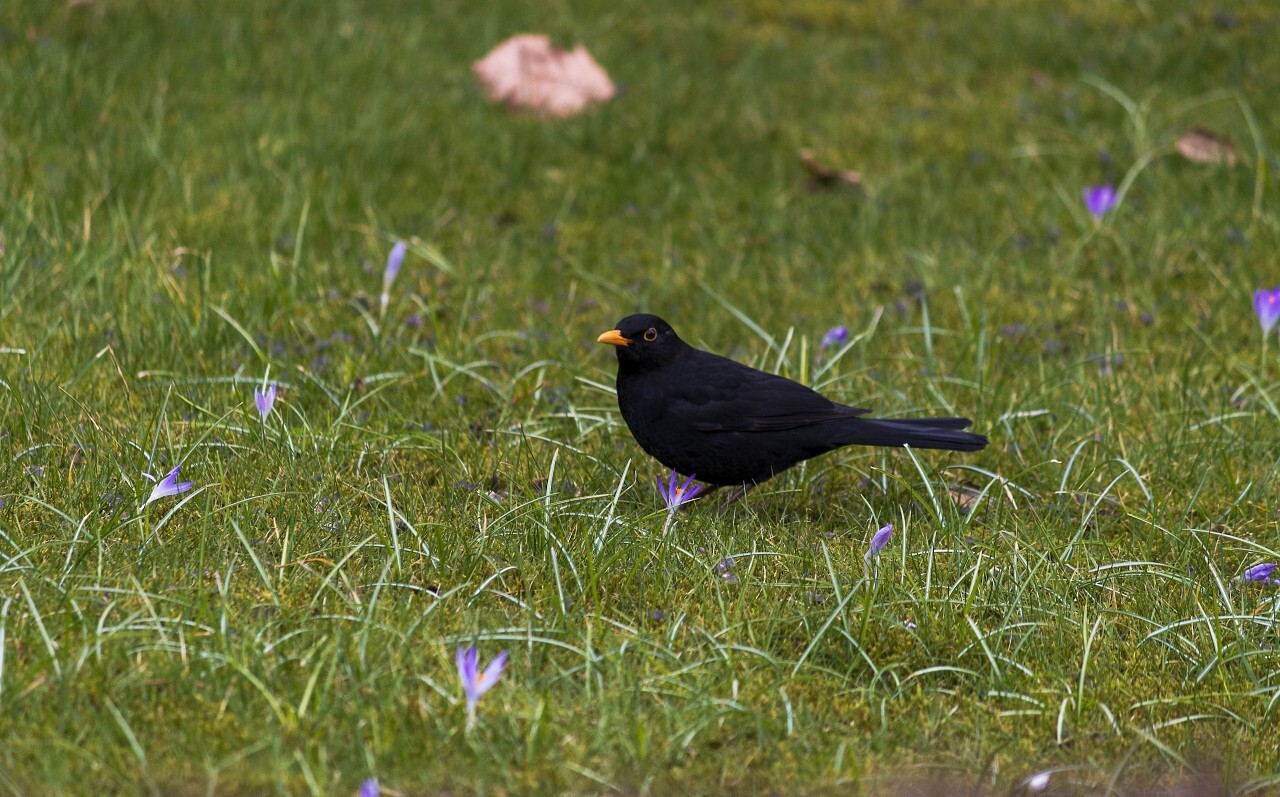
[597,314,987,487]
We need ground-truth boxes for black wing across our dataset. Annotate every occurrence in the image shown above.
[674,350,869,433]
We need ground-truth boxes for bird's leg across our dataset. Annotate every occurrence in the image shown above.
[717,484,753,513]
[680,483,747,513]
[690,484,724,506]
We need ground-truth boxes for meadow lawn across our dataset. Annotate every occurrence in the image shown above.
[2,1,1280,794]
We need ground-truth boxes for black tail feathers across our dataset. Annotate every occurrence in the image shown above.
[847,417,988,452]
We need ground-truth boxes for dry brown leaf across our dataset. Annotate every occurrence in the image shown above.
[948,482,982,514]
[799,149,863,192]
[1175,127,1237,167]
[473,34,615,118]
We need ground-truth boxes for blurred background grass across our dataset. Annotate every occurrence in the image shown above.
[1,1,1279,794]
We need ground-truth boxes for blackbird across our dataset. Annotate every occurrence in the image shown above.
[597,314,988,487]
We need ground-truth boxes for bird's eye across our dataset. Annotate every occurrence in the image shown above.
[644,328,658,341]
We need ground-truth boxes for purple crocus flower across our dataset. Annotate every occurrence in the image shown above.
[254,383,277,419]
[380,241,407,317]
[359,778,379,797]
[143,465,193,506]
[864,522,893,562]
[820,325,850,351]
[1253,288,1280,335]
[1083,184,1117,219]
[456,646,508,728]
[1240,562,1278,584]
[656,470,705,510]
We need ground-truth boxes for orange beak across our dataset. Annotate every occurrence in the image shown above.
[596,329,630,347]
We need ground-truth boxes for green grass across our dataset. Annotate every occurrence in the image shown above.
[2,0,1280,794]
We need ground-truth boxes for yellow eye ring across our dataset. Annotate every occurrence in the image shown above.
[644,328,658,341]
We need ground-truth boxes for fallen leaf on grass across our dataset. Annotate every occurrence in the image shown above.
[799,149,863,192]
[1175,128,1237,166]
[948,482,982,514]
[473,34,615,117]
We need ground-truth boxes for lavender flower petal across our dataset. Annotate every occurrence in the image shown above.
[475,650,508,694]
[657,470,704,509]
[457,645,507,711]
[677,473,705,503]
[865,522,893,560]
[384,241,407,288]
[1254,288,1280,334]
[145,465,194,506]
[456,645,477,704]
[820,325,850,350]
[1083,184,1117,219]
[254,383,277,419]
[1241,562,1277,584]
[379,241,408,317]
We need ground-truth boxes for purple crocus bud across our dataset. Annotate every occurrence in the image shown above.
[1240,562,1277,584]
[1083,184,1117,219]
[1026,770,1051,793]
[254,383,277,419]
[656,470,705,510]
[383,241,407,287]
[820,325,850,350]
[380,240,408,317]
[865,522,893,561]
[358,778,380,797]
[1253,288,1280,335]
[144,465,193,506]
[456,646,508,715]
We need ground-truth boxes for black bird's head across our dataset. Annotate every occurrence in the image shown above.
[596,314,685,371]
